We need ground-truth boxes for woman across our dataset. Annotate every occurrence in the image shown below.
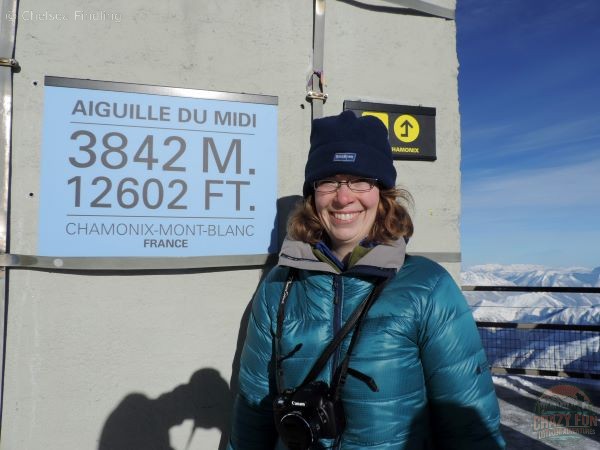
[229,111,505,449]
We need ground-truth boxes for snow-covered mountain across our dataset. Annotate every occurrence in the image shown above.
[462,264,600,287]
[460,264,600,324]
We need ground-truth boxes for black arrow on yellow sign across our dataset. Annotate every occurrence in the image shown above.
[399,119,413,138]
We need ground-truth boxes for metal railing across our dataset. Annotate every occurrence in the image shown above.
[462,285,600,379]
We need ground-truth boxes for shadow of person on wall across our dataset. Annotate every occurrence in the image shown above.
[98,368,232,450]
[98,196,302,450]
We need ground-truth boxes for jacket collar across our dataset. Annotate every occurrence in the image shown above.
[278,237,406,278]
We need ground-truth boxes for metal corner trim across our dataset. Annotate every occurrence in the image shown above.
[0,253,274,271]
[381,0,455,20]
[44,76,279,106]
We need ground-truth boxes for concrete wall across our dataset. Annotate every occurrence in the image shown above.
[1,1,458,448]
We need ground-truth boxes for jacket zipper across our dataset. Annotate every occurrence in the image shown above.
[331,274,343,378]
[331,274,343,450]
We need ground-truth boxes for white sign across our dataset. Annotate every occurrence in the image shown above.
[38,77,278,257]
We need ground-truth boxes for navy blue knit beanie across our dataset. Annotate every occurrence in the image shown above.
[303,110,397,197]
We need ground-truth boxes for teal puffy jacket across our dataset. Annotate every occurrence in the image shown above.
[229,238,505,449]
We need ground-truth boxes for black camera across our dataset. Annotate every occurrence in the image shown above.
[273,381,345,450]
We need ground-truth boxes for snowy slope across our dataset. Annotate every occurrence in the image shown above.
[463,264,600,288]
[462,265,600,376]
[461,265,600,324]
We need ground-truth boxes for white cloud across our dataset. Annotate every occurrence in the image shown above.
[463,156,600,209]
[460,122,512,142]
[502,116,600,155]
[463,115,600,163]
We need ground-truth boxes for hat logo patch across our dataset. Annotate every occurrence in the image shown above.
[333,153,356,162]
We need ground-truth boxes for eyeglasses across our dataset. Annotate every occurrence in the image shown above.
[313,178,378,193]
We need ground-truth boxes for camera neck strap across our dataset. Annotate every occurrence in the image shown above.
[275,267,390,394]
[275,267,298,393]
[331,281,385,398]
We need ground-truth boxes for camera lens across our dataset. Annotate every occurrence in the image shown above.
[279,412,318,450]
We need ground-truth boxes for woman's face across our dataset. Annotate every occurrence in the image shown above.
[314,174,380,259]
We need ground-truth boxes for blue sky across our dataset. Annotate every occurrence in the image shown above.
[456,0,600,269]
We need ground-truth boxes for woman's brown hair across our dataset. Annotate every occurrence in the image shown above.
[287,187,414,245]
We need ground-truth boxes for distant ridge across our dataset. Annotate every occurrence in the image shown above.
[462,264,600,288]
[460,264,600,324]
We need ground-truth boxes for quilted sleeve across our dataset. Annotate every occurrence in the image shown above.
[418,272,506,450]
[228,277,278,450]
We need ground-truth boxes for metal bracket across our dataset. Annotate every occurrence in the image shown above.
[306,91,328,102]
[0,58,20,71]
[306,70,327,103]
[306,70,328,103]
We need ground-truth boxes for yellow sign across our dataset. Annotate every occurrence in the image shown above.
[362,111,420,143]
[348,101,436,161]
[394,114,420,143]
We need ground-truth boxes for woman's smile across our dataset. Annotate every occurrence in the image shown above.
[330,210,362,222]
